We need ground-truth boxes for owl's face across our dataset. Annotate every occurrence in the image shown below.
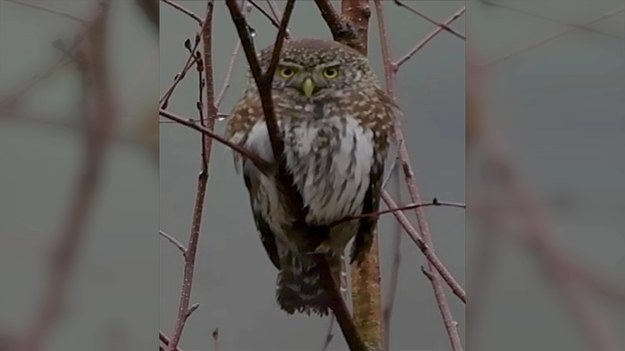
[257,39,375,103]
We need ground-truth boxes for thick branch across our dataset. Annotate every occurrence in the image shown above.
[315,256,368,351]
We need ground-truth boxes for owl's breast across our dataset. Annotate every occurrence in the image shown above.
[284,116,375,224]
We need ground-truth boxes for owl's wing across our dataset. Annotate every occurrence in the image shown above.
[243,166,281,270]
[350,155,385,264]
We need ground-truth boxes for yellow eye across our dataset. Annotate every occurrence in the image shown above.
[278,66,296,79]
[322,67,339,79]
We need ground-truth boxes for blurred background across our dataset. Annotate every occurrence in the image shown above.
[160,1,464,350]
[0,0,158,350]
[467,0,624,350]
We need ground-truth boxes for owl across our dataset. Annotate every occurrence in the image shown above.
[226,38,397,316]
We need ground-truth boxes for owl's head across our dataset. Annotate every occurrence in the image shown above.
[256,39,376,101]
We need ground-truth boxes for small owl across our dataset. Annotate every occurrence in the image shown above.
[226,38,397,315]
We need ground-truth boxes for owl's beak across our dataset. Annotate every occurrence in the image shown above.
[301,77,316,97]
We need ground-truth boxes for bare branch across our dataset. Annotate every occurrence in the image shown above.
[160,0,203,24]
[375,2,464,350]
[159,230,187,257]
[160,35,202,107]
[395,6,465,67]
[164,2,218,350]
[336,199,465,225]
[248,0,290,36]
[4,0,86,22]
[382,191,466,303]
[393,0,465,40]
[159,109,271,174]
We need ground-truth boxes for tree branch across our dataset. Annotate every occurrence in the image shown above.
[375,2,464,349]
[160,0,203,24]
[395,6,465,68]
[393,0,465,40]
[11,2,115,350]
[164,2,217,350]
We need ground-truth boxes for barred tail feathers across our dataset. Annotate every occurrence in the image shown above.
[276,251,345,316]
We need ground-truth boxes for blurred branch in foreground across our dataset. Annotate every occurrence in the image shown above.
[5,1,116,350]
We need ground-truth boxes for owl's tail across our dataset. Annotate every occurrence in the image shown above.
[276,251,345,316]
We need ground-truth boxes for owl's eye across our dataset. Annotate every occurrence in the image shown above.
[321,67,339,79]
[278,66,296,79]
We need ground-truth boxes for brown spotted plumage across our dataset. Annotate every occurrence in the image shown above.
[226,39,397,315]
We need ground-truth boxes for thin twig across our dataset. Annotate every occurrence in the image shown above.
[265,0,283,22]
[159,230,187,257]
[395,6,465,67]
[336,199,465,225]
[164,2,217,350]
[0,16,98,112]
[160,0,203,24]
[381,191,466,303]
[486,7,625,66]
[482,0,623,39]
[375,2,463,350]
[393,0,465,40]
[4,0,86,22]
[159,109,271,174]
[216,41,240,107]
[159,113,229,122]
[160,35,202,107]
[248,0,281,30]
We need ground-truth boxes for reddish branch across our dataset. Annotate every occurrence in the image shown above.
[395,6,465,68]
[380,191,466,303]
[248,0,290,35]
[392,0,465,40]
[337,199,465,225]
[160,0,203,24]
[10,2,114,350]
[160,35,202,107]
[163,2,218,350]
[375,1,465,349]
